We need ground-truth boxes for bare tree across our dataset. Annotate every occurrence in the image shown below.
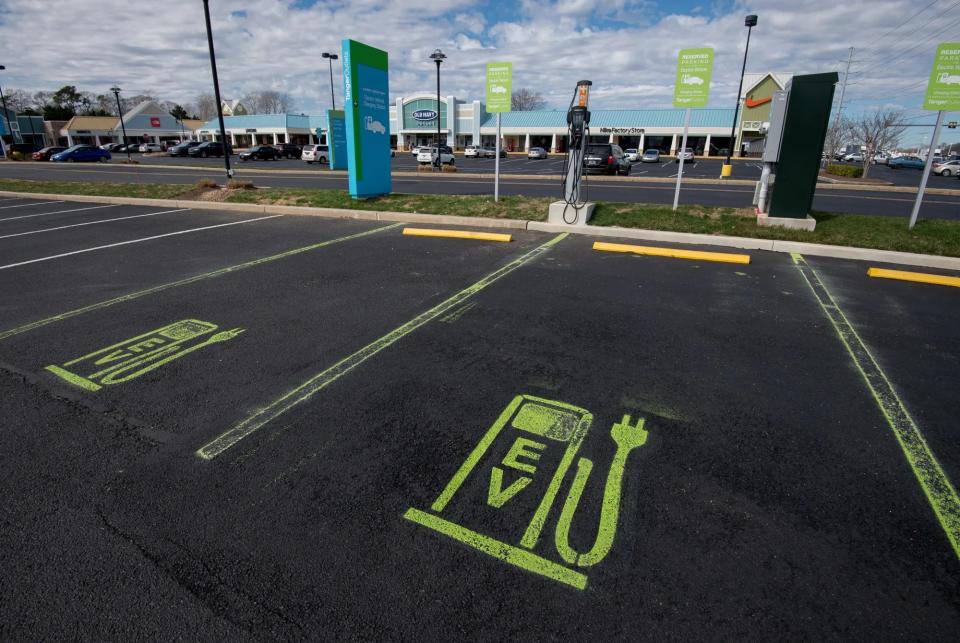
[852,108,907,179]
[2,89,38,113]
[193,93,217,120]
[511,88,546,111]
[241,90,296,114]
[824,115,853,162]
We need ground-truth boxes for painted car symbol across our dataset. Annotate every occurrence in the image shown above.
[937,72,960,85]
[364,116,386,135]
[490,85,508,94]
[681,75,704,85]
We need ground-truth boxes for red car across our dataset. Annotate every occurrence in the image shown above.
[32,146,66,161]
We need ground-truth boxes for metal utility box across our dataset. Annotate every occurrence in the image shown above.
[761,91,789,163]
[767,72,839,219]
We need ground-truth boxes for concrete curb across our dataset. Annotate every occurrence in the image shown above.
[15,159,957,195]
[1,189,957,270]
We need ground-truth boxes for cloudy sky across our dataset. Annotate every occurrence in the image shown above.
[0,0,957,144]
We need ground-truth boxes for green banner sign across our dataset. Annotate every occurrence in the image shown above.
[673,48,713,108]
[486,62,512,113]
[924,42,960,111]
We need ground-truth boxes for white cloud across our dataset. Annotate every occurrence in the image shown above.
[0,0,954,135]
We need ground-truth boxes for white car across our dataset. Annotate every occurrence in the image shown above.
[844,153,864,162]
[139,143,162,153]
[464,145,480,158]
[933,159,960,176]
[301,144,329,164]
[624,148,640,162]
[417,146,455,165]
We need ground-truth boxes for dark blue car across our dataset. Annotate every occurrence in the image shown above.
[51,144,111,163]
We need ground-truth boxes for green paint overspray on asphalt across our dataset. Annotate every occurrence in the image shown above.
[792,252,960,559]
[196,233,570,460]
[407,395,649,590]
[0,224,401,342]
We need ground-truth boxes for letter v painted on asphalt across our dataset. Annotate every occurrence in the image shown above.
[196,232,570,461]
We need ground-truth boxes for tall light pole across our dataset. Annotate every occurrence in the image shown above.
[202,0,233,180]
[322,52,338,111]
[430,48,446,171]
[111,86,131,162]
[0,65,12,154]
[722,14,757,178]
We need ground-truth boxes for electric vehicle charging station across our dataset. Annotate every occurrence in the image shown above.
[548,81,594,225]
[753,72,839,231]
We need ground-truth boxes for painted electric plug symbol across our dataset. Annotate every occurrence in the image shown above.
[555,415,647,567]
[45,320,246,391]
[404,395,649,590]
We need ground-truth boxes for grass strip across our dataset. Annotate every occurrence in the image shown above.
[2,178,958,258]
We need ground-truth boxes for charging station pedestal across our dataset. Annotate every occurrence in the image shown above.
[548,201,595,225]
[755,72,838,231]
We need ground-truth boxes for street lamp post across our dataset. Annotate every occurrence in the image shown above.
[722,14,758,178]
[202,0,233,180]
[322,52,339,111]
[110,86,131,162]
[0,65,13,154]
[430,48,446,171]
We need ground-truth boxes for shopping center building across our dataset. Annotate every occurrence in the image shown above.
[191,71,791,156]
[59,101,203,147]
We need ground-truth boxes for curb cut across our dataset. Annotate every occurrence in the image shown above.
[1,189,958,271]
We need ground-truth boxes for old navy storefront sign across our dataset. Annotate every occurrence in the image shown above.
[413,109,437,122]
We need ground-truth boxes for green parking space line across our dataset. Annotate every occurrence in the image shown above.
[792,253,960,559]
[196,232,569,460]
[0,223,401,342]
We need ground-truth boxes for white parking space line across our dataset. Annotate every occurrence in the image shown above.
[0,208,190,240]
[0,204,118,223]
[0,200,64,210]
[0,214,283,271]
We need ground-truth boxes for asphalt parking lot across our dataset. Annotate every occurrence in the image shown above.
[1,197,959,639]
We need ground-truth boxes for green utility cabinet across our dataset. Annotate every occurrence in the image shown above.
[768,72,839,219]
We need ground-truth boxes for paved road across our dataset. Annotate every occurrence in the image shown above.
[1,197,958,639]
[109,152,960,189]
[2,161,960,220]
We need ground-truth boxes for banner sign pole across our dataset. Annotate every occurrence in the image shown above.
[910,42,960,229]
[486,62,513,203]
[671,48,714,211]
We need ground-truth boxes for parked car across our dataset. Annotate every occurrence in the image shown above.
[583,143,631,175]
[641,149,660,163]
[168,141,200,156]
[624,148,640,162]
[7,143,38,156]
[843,153,864,162]
[188,141,229,158]
[275,142,302,159]
[100,143,126,152]
[674,147,696,163]
[480,146,506,158]
[417,145,455,165]
[888,155,925,170]
[871,153,889,165]
[301,144,329,164]
[464,144,480,158]
[239,145,280,161]
[32,146,66,161]
[117,143,141,153]
[139,143,163,153]
[410,146,423,156]
[932,159,960,176]
[527,146,548,159]
[51,144,111,162]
